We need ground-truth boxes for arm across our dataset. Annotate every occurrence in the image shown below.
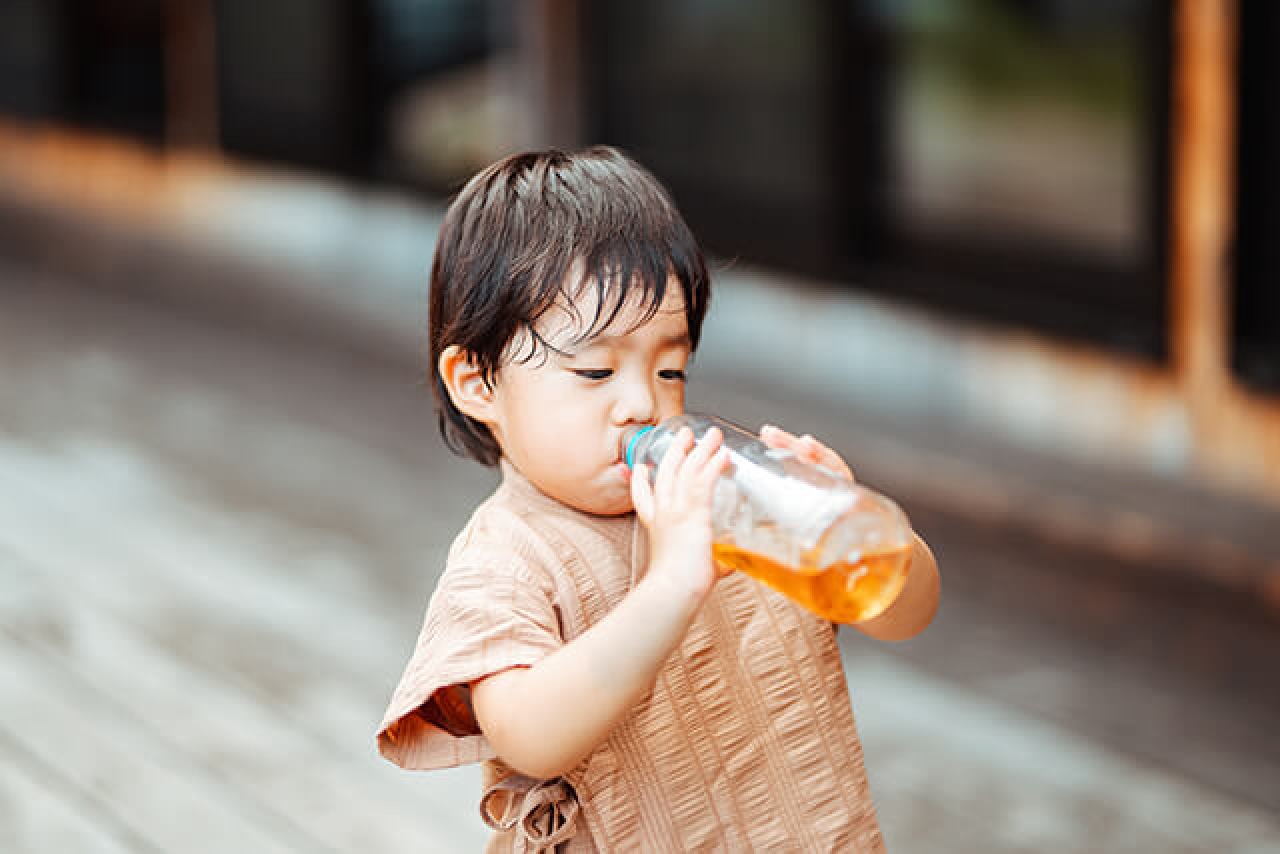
[470,570,702,780]
[760,425,941,642]
[471,427,730,780]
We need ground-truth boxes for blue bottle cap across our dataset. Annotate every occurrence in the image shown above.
[624,426,656,468]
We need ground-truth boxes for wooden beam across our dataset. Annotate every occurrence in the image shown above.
[165,0,220,148]
[1170,0,1236,408]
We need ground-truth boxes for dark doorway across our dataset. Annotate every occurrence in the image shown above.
[1233,0,1280,393]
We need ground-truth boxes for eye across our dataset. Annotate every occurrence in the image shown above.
[573,369,613,380]
[659,369,687,381]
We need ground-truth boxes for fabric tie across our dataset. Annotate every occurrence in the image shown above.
[480,774,581,853]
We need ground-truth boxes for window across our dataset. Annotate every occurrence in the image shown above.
[585,0,1171,357]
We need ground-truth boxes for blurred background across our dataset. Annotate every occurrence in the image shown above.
[1,1,1278,851]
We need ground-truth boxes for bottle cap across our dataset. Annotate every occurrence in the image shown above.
[624,426,656,468]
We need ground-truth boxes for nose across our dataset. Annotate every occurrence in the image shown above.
[613,371,657,426]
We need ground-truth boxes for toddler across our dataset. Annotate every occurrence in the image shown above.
[378,147,940,852]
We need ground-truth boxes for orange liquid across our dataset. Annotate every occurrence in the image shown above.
[712,541,911,624]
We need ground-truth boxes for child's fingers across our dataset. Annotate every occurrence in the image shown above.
[760,424,804,456]
[796,435,824,464]
[697,447,731,495]
[654,426,694,501]
[683,429,726,499]
[684,427,723,471]
[761,424,854,481]
[799,435,854,480]
[759,423,795,447]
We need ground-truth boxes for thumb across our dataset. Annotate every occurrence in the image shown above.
[630,464,654,521]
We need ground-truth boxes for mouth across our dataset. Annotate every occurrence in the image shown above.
[616,425,651,468]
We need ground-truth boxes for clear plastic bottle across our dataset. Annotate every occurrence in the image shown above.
[625,413,913,623]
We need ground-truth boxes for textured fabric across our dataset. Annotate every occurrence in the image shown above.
[378,461,884,852]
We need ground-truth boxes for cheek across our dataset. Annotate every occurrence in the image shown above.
[527,389,598,446]
[501,382,565,450]
[659,384,686,416]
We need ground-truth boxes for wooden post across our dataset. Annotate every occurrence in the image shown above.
[511,0,583,150]
[165,0,219,149]
[1170,0,1235,417]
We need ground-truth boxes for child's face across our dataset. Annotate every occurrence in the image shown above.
[490,280,691,515]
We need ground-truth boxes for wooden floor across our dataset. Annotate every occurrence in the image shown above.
[2,270,1277,853]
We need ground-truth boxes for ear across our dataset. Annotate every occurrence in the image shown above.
[438,345,497,424]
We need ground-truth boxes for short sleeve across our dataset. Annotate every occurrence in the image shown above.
[377,553,563,770]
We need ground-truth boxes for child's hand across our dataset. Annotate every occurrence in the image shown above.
[759,424,855,482]
[630,426,732,601]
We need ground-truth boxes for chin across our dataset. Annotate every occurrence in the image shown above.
[601,499,635,517]
[585,484,635,517]
[576,493,632,517]
[549,468,635,516]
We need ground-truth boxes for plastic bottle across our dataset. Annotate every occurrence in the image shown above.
[625,413,913,623]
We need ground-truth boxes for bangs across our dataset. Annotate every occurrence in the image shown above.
[493,147,708,366]
[516,251,685,364]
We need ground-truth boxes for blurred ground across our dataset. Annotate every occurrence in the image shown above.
[2,266,1279,853]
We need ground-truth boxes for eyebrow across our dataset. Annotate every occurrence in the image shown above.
[572,331,693,352]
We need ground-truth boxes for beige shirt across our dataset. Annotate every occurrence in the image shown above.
[378,462,884,853]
